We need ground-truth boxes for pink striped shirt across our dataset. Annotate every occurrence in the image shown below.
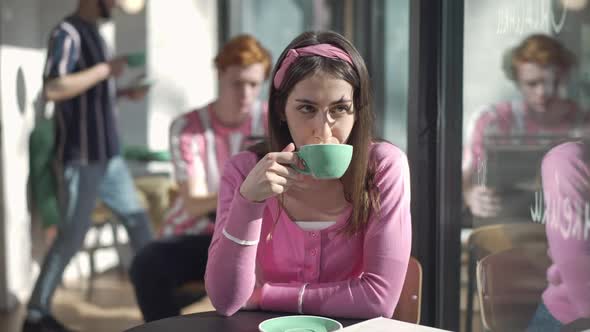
[160,102,266,237]
[205,142,412,319]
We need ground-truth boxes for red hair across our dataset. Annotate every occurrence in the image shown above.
[214,34,272,78]
[505,34,576,81]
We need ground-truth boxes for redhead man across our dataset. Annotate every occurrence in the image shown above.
[129,34,272,322]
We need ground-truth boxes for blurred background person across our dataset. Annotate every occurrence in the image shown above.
[22,1,154,331]
[129,34,271,322]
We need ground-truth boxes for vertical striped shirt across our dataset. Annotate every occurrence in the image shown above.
[159,102,267,237]
[44,15,119,164]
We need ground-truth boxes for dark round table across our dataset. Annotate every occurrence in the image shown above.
[124,311,363,332]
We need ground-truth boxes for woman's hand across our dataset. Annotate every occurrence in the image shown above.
[239,143,302,202]
[242,287,262,311]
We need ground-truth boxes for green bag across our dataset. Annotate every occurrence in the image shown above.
[124,145,171,162]
[28,96,60,228]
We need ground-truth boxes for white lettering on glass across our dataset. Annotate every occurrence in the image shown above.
[497,0,567,35]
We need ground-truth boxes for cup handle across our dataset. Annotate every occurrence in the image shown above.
[291,152,311,175]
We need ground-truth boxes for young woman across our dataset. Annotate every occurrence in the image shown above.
[205,31,412,319]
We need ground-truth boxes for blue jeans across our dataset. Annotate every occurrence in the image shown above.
[527,303,563,332]
[28,156,153,315]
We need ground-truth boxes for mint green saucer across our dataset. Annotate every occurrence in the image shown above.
[259,315,343,332]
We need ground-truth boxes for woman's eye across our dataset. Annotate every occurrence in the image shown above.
[331,105,351,114]
[297,105,316,114]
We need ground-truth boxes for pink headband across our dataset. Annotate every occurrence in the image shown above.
[273,44,354,89]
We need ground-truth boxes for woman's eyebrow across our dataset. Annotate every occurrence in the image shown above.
[294,96,352,105]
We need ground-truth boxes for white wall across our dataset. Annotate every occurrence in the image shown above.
[0,0,78,310]
[114,5,149,148]
[115,0,218,151]
[0,46,43,310]
[145,0,218,151]
[1,0,43,311]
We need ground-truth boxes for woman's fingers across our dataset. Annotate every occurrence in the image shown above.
[267,151,300,166]
[265,170,300,189]
[241,144,304,202]
[270,183,287,195]
[267,162,301,181]
[281,143,296,152]
[266,143,300,165]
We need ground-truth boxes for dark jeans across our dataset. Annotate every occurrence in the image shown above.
[130,234,212,322]
[527,303,563,332]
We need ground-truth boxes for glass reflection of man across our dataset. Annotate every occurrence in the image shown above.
[463,34,587,221]
[22,1,153,331]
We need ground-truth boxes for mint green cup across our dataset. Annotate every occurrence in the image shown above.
[292,144,353,179]
[126,52,146,67]
[259,315,343,332]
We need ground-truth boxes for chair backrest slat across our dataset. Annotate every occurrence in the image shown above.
[476,246,550,332]
[393,256,423,324]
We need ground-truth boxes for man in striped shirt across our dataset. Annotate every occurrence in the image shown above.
[129,35,271,322]
[23,1,153,331]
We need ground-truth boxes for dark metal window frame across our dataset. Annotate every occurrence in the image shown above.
[352,0,386,138]
[407,0,463,329]
[217,0,230,46]
[0,7,8,310]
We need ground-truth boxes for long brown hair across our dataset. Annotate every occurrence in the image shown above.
[252,31,380,235]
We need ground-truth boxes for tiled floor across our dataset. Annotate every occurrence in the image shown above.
[0,269,214,332]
